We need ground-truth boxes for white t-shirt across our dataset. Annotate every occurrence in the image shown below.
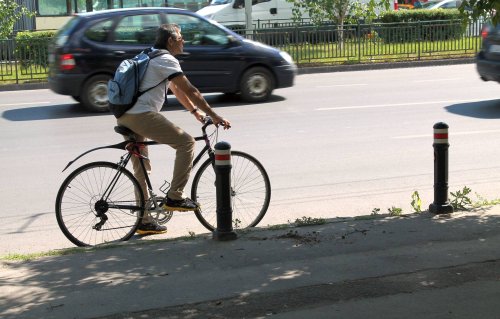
[126,50,183,114]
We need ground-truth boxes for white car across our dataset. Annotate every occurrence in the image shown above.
[419,0,462,9]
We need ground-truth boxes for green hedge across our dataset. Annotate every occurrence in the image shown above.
[379,8,464,22]
[15,31,56,68]
[377,9,466,42]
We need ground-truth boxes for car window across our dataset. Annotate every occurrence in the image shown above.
[441,0,458,8]
[84,19,114,42]
[55,16,81,46]
[114,14,162,44]
[421,0,441,8]
[168,13,230,46]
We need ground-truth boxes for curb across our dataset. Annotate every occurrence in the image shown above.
[0,82,49,92]
[0,58,475,92]
[297,57,475,74]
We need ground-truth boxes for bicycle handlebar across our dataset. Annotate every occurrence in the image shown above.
[202,116,214,128]
[202,115,230,131]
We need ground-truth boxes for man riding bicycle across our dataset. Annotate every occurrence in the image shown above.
[116,23,231,235]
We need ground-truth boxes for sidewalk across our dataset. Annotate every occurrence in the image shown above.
[1,205,500,319]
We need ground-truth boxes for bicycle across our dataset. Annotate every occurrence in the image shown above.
[55,117,271,247]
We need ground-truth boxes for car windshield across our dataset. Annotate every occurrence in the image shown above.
[210,0,232,5]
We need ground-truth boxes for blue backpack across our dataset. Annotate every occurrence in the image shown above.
[108,48,168,118]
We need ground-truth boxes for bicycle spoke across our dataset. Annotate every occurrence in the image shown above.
[56,162,144,247]
[192,151,270,231]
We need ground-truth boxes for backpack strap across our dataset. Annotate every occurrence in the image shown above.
[138,49,171,95]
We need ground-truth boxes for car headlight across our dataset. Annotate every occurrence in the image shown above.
[279,51,294,65]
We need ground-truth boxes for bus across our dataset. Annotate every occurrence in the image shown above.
[26,0,210,31]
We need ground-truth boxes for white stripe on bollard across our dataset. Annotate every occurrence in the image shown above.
[215,149,231,166]
[433,128,448,144]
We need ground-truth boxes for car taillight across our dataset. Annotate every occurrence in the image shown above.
[481,25,491,40]
[60,54,75,71]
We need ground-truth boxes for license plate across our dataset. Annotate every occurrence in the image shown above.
[489,44,500,53]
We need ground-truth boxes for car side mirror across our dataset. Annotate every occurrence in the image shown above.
[233,0,244,9]
[225,35,240,47]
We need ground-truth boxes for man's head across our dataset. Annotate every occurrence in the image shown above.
[154,24,184,55]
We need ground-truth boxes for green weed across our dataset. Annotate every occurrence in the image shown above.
[293,216,327,227]
[411,191,422,213]
[450,186,473,211]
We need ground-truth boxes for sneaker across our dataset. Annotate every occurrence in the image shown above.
[136,220,167,235]
[163,197,199,212]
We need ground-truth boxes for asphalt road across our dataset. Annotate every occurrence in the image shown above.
[1,63,500,255]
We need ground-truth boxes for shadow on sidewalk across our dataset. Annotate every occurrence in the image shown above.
[1,209,499,319]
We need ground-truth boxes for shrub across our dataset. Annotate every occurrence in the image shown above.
[376,9,466,42]
[15,31,55,68]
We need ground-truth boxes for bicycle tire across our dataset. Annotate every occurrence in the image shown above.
[191,151,271,231]
[55,161,144,247]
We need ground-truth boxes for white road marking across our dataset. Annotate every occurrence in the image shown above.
[316,98,492,111]
[0,101,51,107]
[413,78,463,83]
[316,83,368,88]
[394,129,500,139]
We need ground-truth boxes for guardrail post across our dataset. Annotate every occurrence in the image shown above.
[212,141,237,241]
[429,122,454,215]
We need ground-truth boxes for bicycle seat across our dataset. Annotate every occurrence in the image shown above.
[114,126,137,140]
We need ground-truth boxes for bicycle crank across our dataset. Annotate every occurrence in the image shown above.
[150,210,173,225]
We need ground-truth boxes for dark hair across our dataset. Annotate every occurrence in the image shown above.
[153,24,180,49]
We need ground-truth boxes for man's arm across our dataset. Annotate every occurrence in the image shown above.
[170,74,230,129]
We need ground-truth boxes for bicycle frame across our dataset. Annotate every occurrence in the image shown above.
[62,118,216,172]
[61,118,217,215]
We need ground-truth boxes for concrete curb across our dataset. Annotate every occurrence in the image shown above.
[0,58,475,92]
[0,82,49,92]
[297,57,475,74]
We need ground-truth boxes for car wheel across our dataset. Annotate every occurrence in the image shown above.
[240,67,274,103]
[81,74,111,112]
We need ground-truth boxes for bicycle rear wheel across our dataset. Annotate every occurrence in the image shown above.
[55,161,144,247]
[191,151,271,231]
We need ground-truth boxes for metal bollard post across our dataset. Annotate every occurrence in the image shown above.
[429,122,454,215]
[212,141,237,241]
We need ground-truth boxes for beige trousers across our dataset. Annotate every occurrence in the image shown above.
[117,112,195,206]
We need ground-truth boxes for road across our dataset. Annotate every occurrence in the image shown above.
[1,63,499,255]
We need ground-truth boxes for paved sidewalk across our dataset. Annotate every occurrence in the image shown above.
[1,206,500,319]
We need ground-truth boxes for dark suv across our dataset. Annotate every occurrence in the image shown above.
[48,8,296,112]
[476,23,500,83]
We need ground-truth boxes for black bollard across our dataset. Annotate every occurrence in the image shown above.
[429,122,454,214]
[212,141,237,241]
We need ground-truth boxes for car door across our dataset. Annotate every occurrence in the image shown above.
[166,12,244,92]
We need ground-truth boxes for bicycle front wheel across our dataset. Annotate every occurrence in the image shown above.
[55,161,144,247]
[191,151,271,231]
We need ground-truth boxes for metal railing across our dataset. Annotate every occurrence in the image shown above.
[0,20,483,84]
[0,38,50,84]
[244,20,483,66]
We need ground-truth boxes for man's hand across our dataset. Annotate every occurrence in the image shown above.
[212,114,231,130]
[192,109,206,123]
